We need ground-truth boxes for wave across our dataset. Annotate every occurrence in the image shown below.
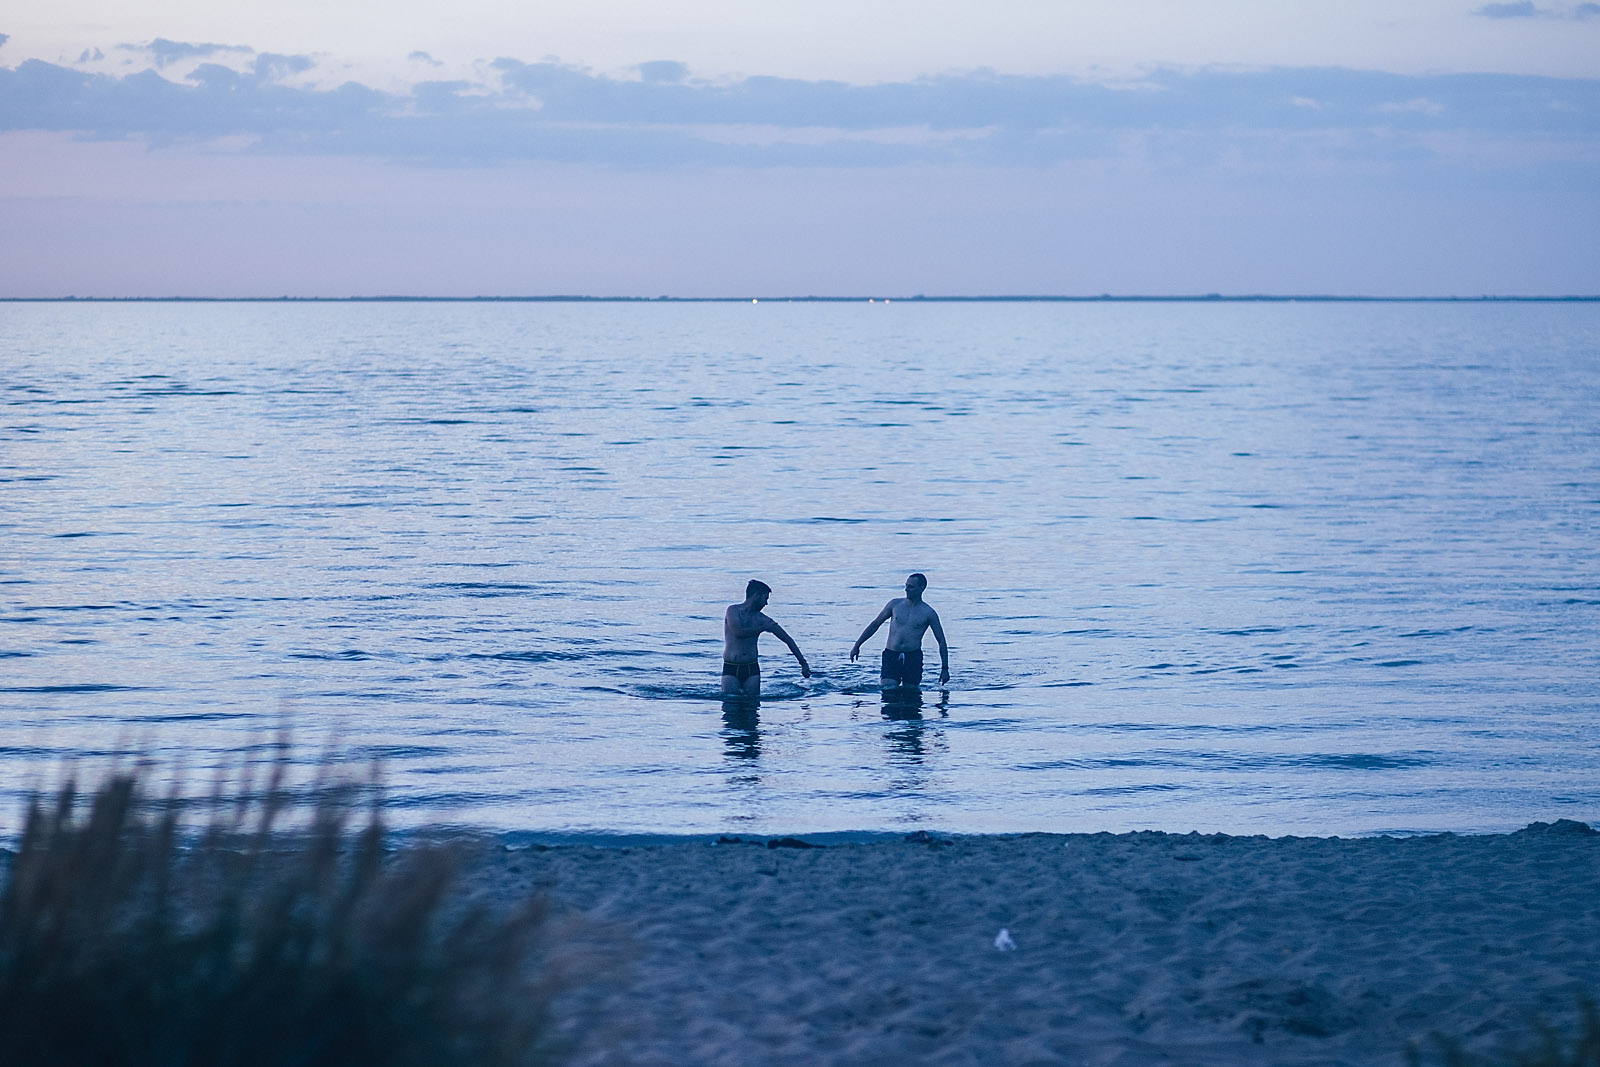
[1,683,142,694]
[1019,752,1434,773]
[629,678,847,702]
[466,648,653,663]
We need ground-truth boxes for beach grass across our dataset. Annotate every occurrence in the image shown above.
[0,761,568,1067]
[1415,999,1600,1067]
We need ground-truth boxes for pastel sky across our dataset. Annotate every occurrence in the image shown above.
[2,1,1598,296]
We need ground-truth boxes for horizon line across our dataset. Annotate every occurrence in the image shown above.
[4,294,1599,304]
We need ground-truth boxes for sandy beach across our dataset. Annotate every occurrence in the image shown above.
[462,821,1600,1066]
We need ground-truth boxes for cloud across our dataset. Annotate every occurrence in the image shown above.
[409,51,442,66]
[639,60,688,84]
[1378,97,1446,114]
[252,53,315,82]
[77,47,105,64]
[1473,1,1600,15]
[1,52,1596,175]
[121,38,254,69]
[0,33,9,50]
[1475,1,1541,16]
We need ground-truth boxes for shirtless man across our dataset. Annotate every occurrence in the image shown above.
[722,579,810,697]
[849,572,950,690]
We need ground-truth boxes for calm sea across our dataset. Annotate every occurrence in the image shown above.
[3,300,1597,837]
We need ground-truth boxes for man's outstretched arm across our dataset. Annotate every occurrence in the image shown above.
[850,603,894,661]
[769,622,811,678]
[930,612,950,685]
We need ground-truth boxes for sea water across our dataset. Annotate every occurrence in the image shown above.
[2,300,1597,837]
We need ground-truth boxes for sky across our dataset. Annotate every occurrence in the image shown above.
[2,1,1598,296]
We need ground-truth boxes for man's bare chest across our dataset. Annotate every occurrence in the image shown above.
[892,605,931,629]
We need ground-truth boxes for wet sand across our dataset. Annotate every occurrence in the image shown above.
[461,820,1600,1066]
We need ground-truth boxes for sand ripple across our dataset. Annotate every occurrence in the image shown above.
[465,822,1600,1065]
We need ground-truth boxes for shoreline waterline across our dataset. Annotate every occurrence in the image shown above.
[470,818,1595,849]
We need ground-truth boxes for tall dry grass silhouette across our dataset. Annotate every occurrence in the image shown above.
[0,760,570,1067]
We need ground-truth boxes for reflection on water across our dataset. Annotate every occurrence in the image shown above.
[880,688,949,718]
[881,689,949,764]
[721,699,761,762]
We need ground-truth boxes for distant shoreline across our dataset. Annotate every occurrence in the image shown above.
[4,294,1599,304]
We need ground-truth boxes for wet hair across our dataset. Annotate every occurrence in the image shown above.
[746,579,772,599]
[907,572,927,588]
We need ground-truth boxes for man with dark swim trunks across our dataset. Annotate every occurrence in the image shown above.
[849,572,950,690]
[723,579,810,697]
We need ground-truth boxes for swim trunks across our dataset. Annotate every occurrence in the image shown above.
[722,660,759,682]
[881,649,924,686]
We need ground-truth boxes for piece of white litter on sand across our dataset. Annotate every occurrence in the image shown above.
[993,928,1016,951]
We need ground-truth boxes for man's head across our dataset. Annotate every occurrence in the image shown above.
[745,579,772,608]
[905,572,927,600]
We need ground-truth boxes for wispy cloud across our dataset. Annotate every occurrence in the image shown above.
[1473,1,1600,17]
[2,47,1596,174]
[1377,97,1446,114]
[638,60,688,85]
[252,53,315,81]
[408,51,442,67]
[1476,1,1541,16]
[120,38,254,70]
